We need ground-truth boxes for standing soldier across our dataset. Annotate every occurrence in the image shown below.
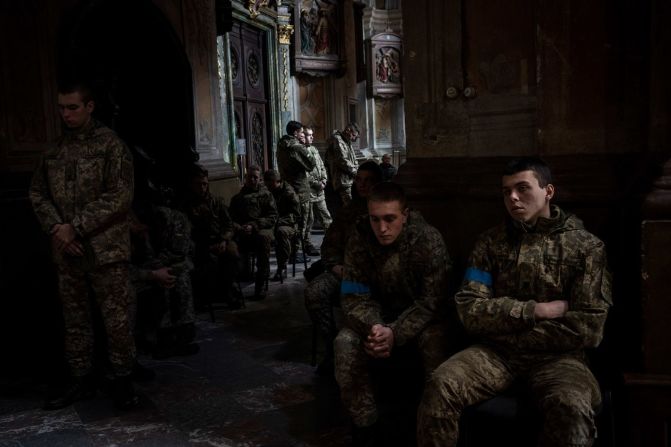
[30,82,138,410]
[335,182,452,446]
[325,122,359,209]
[304,126,332,255]
[417,157,612,447]
[276,120,316,263]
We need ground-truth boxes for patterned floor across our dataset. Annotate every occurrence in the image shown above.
[0,232,357,447]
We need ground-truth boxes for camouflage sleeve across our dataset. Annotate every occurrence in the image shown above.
[277,189,301,227]
[340,225,383,337]
[253,191,278,230]
[29,156,63,233]
[330,139,356,175]
[290,142,317,172]
[320,208,349,269]
[455,233,537,335]
[389,231,450,346]
[71,139,134,237]
[214,198,234,241]
[157,210,194,272]
[509,241,612,351]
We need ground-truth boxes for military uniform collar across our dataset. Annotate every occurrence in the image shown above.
[63,118,98,141]
[508,205,565,234]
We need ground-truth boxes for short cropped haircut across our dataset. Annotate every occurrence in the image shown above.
[188,163,209,180]
[286,120,303,136]
[247,164,261,174]
[503,157,552,187]
[345,122,360,134]
[357,160,383,184]
[58,81,94,104]
[368,181,407,209]
[263,169,280,182]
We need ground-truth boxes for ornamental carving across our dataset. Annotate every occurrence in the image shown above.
[248,0,269,19]
[231,48,239,80]
[247,53,260,87]
[251,112,264,166]
[278,24,294,45]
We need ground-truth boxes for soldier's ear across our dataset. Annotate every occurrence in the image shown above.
[545,183,555,201]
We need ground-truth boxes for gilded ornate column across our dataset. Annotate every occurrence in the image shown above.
[277,8,294,125]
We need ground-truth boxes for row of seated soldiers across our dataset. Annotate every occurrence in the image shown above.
[306,157,612,447]
[128,162,327,358]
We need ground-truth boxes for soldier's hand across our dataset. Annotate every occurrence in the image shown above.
[534,300,569,320]
[63,240,84,257]
[364,324,394,358]
[51,223,77,252]
[152,267,177,289]
[210,241,227,254]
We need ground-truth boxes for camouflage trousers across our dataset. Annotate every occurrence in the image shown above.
[58,261,136,377]
[298,199,312,247]
[334,323,449,428]
[337,186,352,206]
[158,271,195,329]
[306,198,332,234]
[237,229,273,284]
[304,271,340,352]
[275,225,296,268]
[417,344,601,447]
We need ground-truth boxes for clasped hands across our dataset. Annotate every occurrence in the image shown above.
[51,223,83,256]
[364,324,394,359]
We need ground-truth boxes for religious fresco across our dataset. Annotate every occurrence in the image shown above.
[292,0,344,75]
[298,75,326,141]
[367,32,403,98]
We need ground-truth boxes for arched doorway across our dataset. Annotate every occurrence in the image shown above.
[57,0,196,190]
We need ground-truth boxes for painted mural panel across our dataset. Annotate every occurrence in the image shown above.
[298,76,326,142]
[293,0,344,75]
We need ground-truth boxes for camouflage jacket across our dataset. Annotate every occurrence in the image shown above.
[306,145,328,202]
[229,185,278,231]
[456,205,612,357]
[277,134,316,202]
[131,206,194,286]
[270,181,301,227]
[341,211,451,346]
[325,131,357,191]
[320,198,368,271]
[182,193,234,253]
[29,119,134,267]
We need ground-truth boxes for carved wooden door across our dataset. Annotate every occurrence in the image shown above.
[230,21,270,171]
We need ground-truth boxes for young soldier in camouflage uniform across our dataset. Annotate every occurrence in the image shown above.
[417,157,612,447]
[230,165,278,300]
[325,122,359,207]
[277,121,316,261]
[335,182,451,446]
[304,126,332,250]
[29,83,138,410]
[130,202,198,359]
[263,169,300,281]
[182,165,242,310]
[304,161,382,376]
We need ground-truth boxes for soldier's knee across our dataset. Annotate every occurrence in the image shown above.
[334,328,360,356]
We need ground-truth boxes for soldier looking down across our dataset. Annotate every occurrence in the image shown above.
[335,182,452,446]
[30,82,139,410]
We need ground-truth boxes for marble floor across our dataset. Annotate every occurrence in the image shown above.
[0,233,362,447]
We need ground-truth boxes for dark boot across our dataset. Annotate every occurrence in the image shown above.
[113,375,140,410]
[352,422,379,447]
[130,361,155,382]
[304,242,321,256]
[44,373,97,410]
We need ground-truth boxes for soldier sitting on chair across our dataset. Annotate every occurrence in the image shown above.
[263,169,300,281]
[230,165,278,300]
[304,160,382,377]
[181,164,243,310]
[417,157,612,447]
[335,181,452,447]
